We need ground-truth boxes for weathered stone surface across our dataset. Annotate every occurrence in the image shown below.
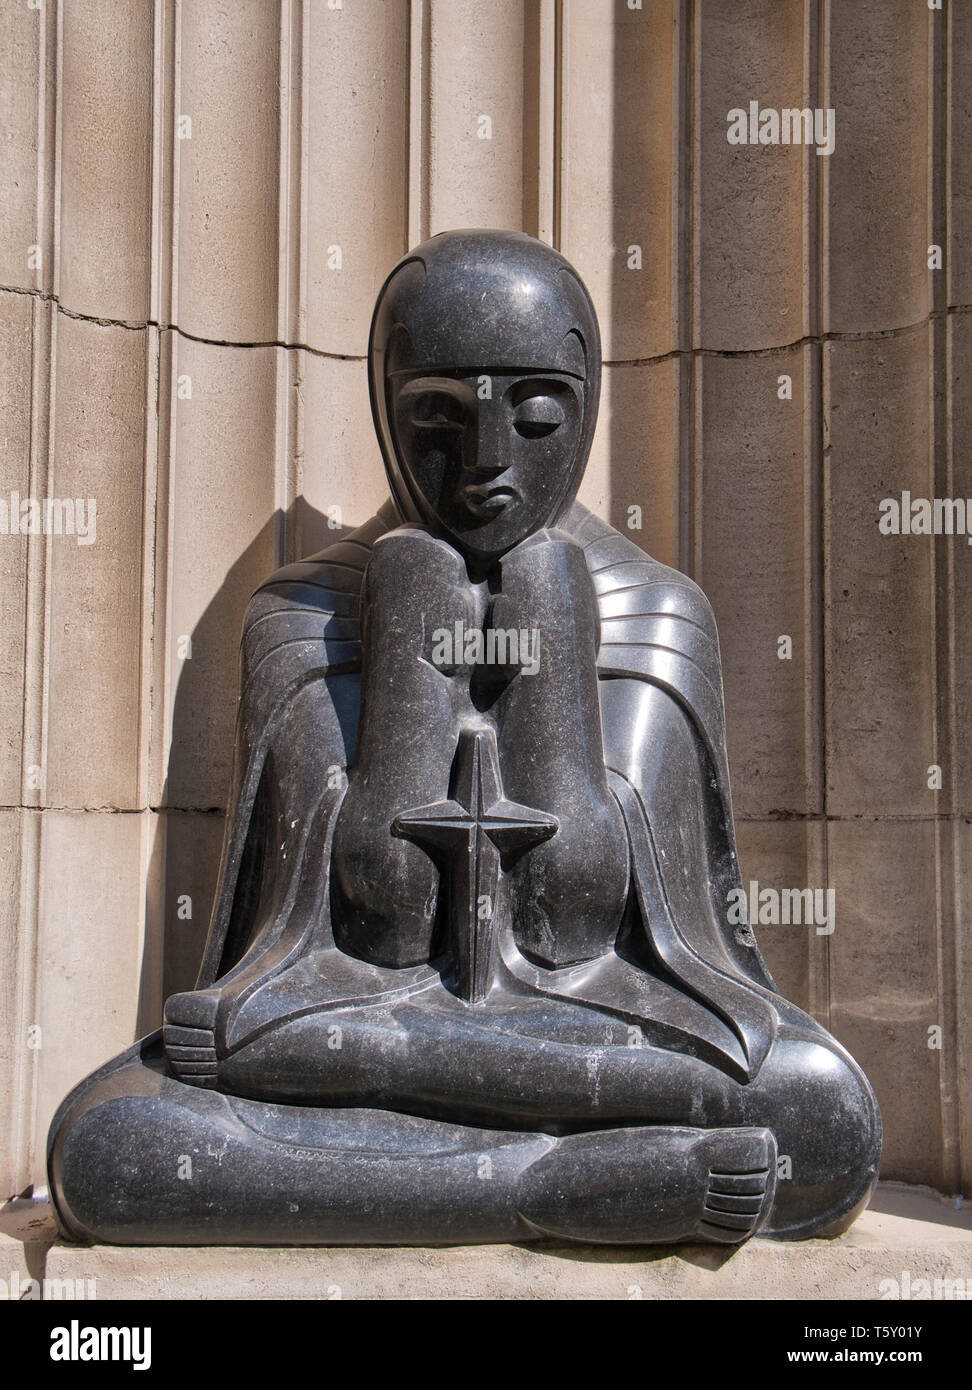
[829,820,944,1188]
[0,0,51,294]
[298,352,392,553]
[733,819,815,1016]
[0,295,32,806]
[156,810,227,1007]
[699,346,820,818]
[949,313,972,817]
[956,824,972,1194]
[33,1188,972,1301]
[824,0,930,334]
[824,329,936,819]
[579,358,679,566]
[950,4,972,307]
[303,1,409,355]
[175,1,282,343]
[696,0,810,350]
[58,0,154,324]
[561,0,677,361]
[45,317,150,812]
[158,338,278,811]
[32,811,150,1172]
[0,810,26,1196]
[427,1,530,236]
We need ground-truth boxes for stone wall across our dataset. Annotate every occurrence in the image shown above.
[1,0,967,1198]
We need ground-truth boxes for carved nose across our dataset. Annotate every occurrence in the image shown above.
[466,407,511,477]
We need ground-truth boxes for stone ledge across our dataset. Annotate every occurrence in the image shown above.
[2,1185,970,1300]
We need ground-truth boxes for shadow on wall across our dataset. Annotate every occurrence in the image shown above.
[135,497,358,1035]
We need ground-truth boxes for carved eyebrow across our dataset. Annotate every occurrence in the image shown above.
[397,376,475,398]
[396,376,479,410]
[510,378,574,406]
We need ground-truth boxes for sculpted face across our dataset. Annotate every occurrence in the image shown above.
[369,231,602,563]
[389,370,584,559]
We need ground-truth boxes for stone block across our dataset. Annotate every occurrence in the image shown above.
[696,0,810,350]
[0,294,32,804]
[733,818,816,1016]
[579,357,678,565]
[35,1188,972,1300]
[427,0,530,234]
[175,0,281,343]
[824,329,936,818]
[954,821,972,1192]
[561,0,677,360]
[158,338,277,810]
[157,809,226,1004]
[45,317,152,811]
[947,313,972,815]
[0,810,26,1196]
[949,4,972,306]
[699,345,820,817]
[32,810,149,1177]
[298,351,389,554]
[303,0,409,355]
[0,0,51,292]
[829,820,944,1188]
[824,0,930,333]
[57,0,155,324]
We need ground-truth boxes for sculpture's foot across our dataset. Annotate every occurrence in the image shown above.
[49,1035,778,1248]
[162,990,219,1088]
[701,1144,777,1243]
[519,1124,777,1245]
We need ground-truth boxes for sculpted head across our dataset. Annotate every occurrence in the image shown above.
[369,230,601,564]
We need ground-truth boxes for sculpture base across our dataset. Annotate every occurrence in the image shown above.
[19,1188,969,1300]
[48,1036,783,1248]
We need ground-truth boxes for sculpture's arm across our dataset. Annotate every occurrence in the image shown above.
[194,551,367,988]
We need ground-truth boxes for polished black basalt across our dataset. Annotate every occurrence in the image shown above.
[48,231,881,1247]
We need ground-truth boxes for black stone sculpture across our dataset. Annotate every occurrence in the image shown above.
[48,230,881,1247]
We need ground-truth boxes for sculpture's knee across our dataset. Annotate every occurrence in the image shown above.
[509,793,628,967]
[756,1031,881,1239]
[331,792,441,967]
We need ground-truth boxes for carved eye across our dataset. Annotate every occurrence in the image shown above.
[411,393,464,428]
[514,395,564,439]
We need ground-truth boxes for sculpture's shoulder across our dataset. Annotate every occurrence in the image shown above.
[562,502,721,660]
[240,505,395,686]
[563,511,737,855]
[248,506,394,618]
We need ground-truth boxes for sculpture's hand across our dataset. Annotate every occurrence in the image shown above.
[330,526,477,968]
[490,528,630,968]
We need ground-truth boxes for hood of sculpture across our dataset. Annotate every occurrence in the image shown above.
[368,229,601,561]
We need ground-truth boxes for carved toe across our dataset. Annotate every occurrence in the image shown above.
[698,1128,777,1243]
[162,990,220,1089]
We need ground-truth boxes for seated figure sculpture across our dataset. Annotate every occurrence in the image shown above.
[48,231,881,1247]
